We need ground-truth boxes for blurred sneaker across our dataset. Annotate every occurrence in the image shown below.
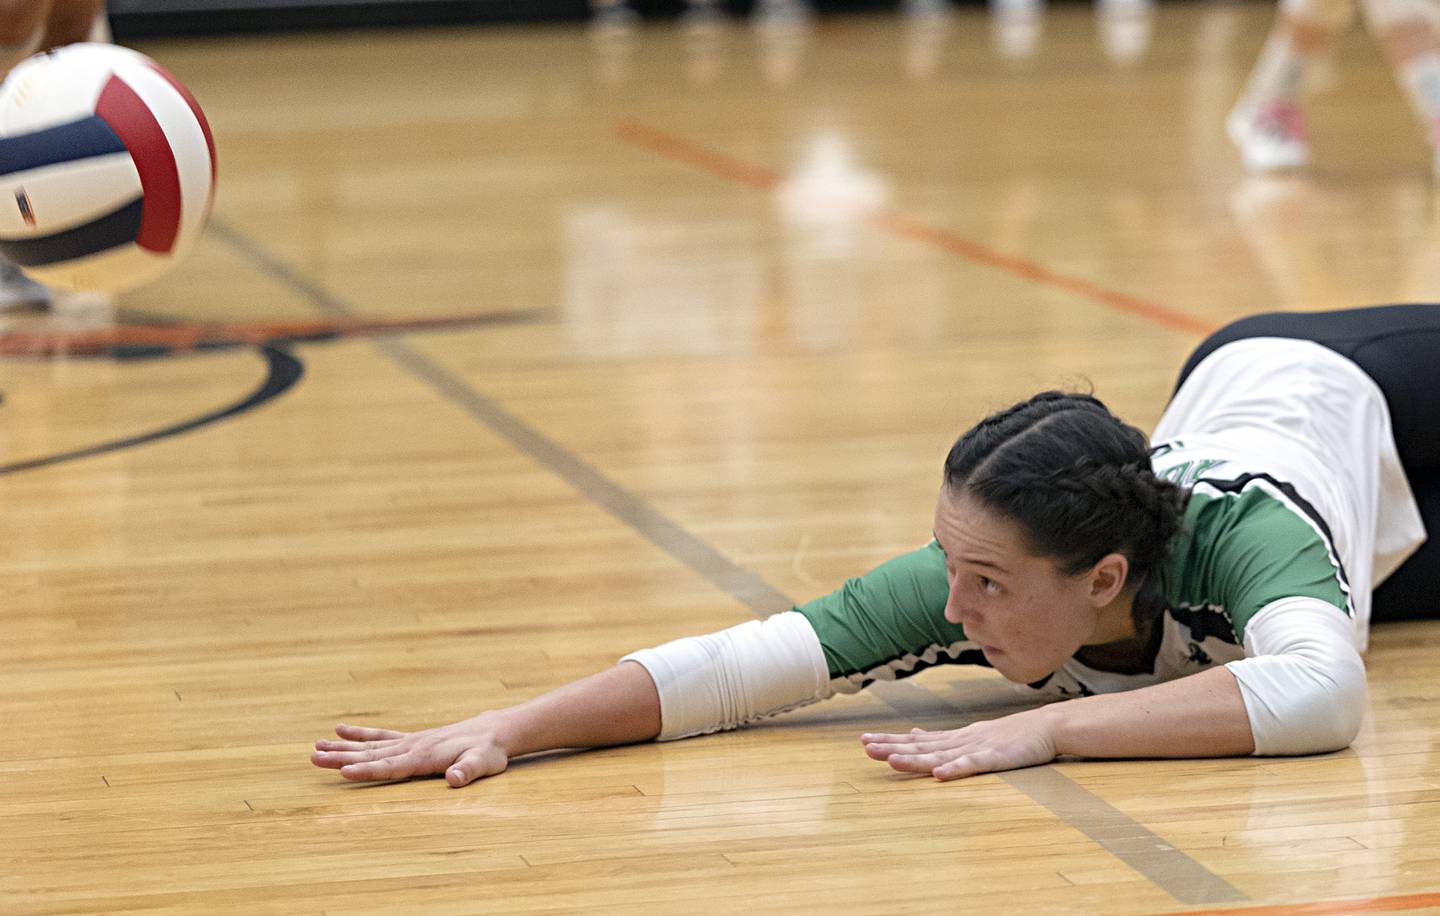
[0,257,49,311]
[1227,99,1310,172]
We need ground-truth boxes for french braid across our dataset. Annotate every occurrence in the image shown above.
[944,391,1188,619]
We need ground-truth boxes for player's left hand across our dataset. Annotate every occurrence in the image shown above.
[860,707,1059,781]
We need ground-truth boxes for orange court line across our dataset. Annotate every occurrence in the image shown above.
[614,119,781,191]
[612,119,1220,338]
[1148,891,1440,916]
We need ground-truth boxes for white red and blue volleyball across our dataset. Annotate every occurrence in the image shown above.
[0,43,215,293]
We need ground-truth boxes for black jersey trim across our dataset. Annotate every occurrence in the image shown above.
[1193,471,1353,600]
[835,644,990,689]
[1169,603,1242,646]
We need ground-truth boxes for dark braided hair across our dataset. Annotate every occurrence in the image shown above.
[943,391,1188,624]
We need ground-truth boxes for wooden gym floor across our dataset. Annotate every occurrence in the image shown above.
[4,2,1440,912]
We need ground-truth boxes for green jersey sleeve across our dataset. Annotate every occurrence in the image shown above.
[1173,485,1352,642]
[792,541,979,693]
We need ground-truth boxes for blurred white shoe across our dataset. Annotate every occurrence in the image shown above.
[1227,99,1310,172]
[0,257,50,311]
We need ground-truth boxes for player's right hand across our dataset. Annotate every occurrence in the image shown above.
[310,715,511,787]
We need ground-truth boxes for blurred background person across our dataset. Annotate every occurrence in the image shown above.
[1227,0,1440,172]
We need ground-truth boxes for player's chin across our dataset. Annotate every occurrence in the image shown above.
[989,655,1054,685]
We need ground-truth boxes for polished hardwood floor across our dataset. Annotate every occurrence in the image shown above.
[3,2,1440,912]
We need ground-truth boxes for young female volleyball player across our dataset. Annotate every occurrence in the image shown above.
[0,0,109,308]
[1227,0,1440,172]
[311,305,1437,787]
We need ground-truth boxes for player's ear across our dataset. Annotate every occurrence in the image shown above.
[1086,553,1129,607]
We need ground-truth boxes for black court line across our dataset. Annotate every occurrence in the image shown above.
[208,221,796,615]
[212,217,1247,906]
[0,345,302,475]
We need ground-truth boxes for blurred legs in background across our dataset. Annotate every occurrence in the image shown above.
[987,0,1153,66]
[1366,0,1440,172]
[590,0,734,32]
[1229,0,1440,174]
[1226,0,1348,171]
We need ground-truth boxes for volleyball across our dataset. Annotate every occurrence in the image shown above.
[0,43,216,294]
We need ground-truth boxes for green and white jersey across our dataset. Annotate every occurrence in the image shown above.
[793,456,1351,701]
[794,338,1426,699]
[625,338,1424,751]
[1153,338,1425,650]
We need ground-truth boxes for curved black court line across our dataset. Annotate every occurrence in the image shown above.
[0,344,302,475]
[213,216,1248,906]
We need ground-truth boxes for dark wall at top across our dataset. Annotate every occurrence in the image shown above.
[110,1,587,36]
[109,0,905,36]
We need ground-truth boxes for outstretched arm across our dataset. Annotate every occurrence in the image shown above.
[863,596,1365,779]
[311,661,661,786]
[862,665,1253,780]
[313,540,973,786]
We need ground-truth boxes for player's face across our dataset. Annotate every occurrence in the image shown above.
[932,486,1109,684]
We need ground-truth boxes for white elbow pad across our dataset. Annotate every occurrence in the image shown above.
[621,611,833,741]
[1226,597,1368,756]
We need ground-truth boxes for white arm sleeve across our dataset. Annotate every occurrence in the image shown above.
[621,610,834,741]
[1225,597,1368,756]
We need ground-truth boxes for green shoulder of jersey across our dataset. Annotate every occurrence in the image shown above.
[1164,481,1351,641]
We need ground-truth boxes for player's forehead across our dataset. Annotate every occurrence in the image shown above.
[932,487,1030,570]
